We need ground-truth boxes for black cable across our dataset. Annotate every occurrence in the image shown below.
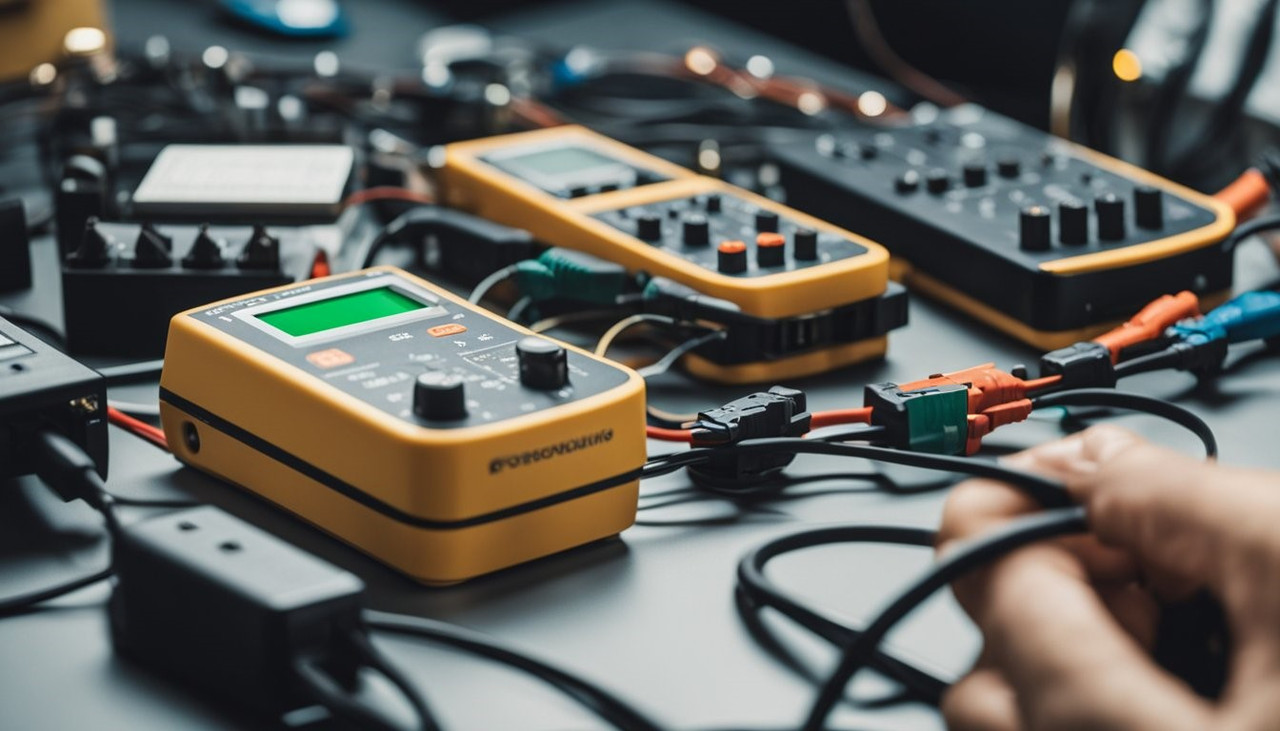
[1030,388,1218,459]
[345,630,442,731]
[98,359,165,386]
[800,506,1088,731]
[293,653,428,731]
[1222,211,1280,254]
[736,525,949,704]
[0,567,113,619]
[1113,346,1186,379]
[642,437,1072,508]
[364,610,664,731]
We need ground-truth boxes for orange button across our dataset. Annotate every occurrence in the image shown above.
[306,348,355,369]
[718,240,746,253]
[756,232,785,248]
[428,323,467,337]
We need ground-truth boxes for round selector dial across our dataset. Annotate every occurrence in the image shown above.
[717,240,748,274]
[792,228,819,261]
[755,210,780,233]
[413,372,467,421]
[1058,200,1089,246]
[962,163,988,188]
[1019,205,1052,252]
[635,214,662,241]
[925,169,951,194]
[1134,185,1164,229]
[516,336,568,390]
[756,232,786,268]
[1095,193,1127,241]
[682,214,710,246]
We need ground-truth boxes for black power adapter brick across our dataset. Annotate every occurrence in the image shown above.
[109,505,367,717]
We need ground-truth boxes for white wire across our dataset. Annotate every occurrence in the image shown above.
[467,264,521,305]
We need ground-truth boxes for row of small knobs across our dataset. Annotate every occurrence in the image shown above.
[1019,186,1164,251]
[412,336,568,421]
[65,218,280,270]
[897,159,1023,194]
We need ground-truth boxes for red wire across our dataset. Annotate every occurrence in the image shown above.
[809,407,874,429]
[645,425,693,442]
[1021,375,1063,393]
[341,186,435,210]
[107,407,169,451]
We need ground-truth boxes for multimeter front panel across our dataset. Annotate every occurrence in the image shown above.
[185,272,630,428]
[441,126,892,321]
[159,267,646,583]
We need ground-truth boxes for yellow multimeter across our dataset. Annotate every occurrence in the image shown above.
[439,125,902,384]
[158,266,646,585]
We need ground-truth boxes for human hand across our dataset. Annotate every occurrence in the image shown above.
[936,425,1280,731]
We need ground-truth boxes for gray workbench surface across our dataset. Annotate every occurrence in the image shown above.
[3,2,1278,729]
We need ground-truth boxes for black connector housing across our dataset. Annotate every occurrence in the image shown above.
[60,221,322,357]
[0,316,107,481]
[110,506,365,716]
[1039,341,1117,390]
[688,386,810,488]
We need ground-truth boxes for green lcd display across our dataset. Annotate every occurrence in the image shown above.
[257,287,430,337]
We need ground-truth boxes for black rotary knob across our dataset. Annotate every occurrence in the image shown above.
[895,170,921,194]
[1095,193,1126,241]
[1058,200,1089,246]
[755,210,780,233]
[413,372,467,420]
[635,214,662,241]
[793,228,818,261]
[1134,186,1163,229]
[682,214,710,246]
[1019,205,1052,252]
[996,157,1022,179]
[517,336,568,390]
[962,163,988,188]
[925,169,950,194]
[704,194,722,213]
[717,240,747,274]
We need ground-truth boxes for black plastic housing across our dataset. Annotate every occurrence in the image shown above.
[109,506,365,716]
[0,316,107,481]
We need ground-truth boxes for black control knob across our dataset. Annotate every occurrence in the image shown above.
[237,225,280,270]
[682,214,710,246]
[66,217,114,269]
[635,214,662,241]
[517,337,568,390]
[755,210,780,233]
[1095,193,1126,241]
[183,224,226,269]
[1134,186,1163,229]
[857,142,879,160]
[793,228,818,261]
[756,232,785,267]
[1019,205,1052,252]
[132,223,173,268]
[895,170,921,194]
[413,372,467,421]
[962,163,988,188]
[925,169,950,194]
[717,240,747,274]
[996,157,1021,179]
[1058,200,1089,246]
[704,194,722,213]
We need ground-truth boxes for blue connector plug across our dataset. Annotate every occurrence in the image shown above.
[1169,291,1280,345]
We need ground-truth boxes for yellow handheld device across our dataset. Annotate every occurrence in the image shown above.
[439,125,905,384]
[158,266,646,584]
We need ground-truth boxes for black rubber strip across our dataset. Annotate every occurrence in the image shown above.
[158,388,640,531]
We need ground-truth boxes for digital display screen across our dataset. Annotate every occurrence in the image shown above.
[505,146,621,176]
[256,288,430,337]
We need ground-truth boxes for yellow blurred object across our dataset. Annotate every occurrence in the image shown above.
[0,0,110,80]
